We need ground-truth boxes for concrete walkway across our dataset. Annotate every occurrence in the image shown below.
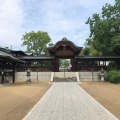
[23,83,118,120]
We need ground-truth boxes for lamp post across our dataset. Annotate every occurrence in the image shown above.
[37,70,39,82]
[64,61,66,81]
[92,68,94,81]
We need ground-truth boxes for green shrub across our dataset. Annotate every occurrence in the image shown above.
[107,61,120,71]
[105,70,120,84]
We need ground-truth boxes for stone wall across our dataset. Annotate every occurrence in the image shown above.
[0,71,105,83]
[79,71,100,81]
[15,72,52,81]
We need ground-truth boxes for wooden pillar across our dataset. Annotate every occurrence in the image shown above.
[30,62,31,67]
[1,62,5,84]
[103,61,105,66]
[52,60,56,72]
[98,61,100,66]
[13,67,15,83]
[41,61,43,67]
[105,61,106,66]
[55,58,59,72]
[71,58,76,71]
[92,60,96,71]
[75,59,77,71]
[12,63,16,83]
[1,70,4,84]
[75,60,78,71]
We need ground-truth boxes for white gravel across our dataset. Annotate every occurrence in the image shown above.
[23,83,118,120]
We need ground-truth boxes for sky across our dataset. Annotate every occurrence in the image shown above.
[0,0,115,51]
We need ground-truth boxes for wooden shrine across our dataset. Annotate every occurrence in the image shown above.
[0,37,120,84]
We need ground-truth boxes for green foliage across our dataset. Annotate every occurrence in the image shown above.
[21,31,52,56]
[107,61,117,71]
[89,42,102,56]
[105,70,120,84]
[107,61,120,71]
[80,38,102,56]
[80,47,90,56]
[111,34,120,55]
[59,59,70,67]
[86,0,120,55]
[48,43,54,47]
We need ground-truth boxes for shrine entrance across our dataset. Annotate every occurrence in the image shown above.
[47,37,83,72]
[17,37,120,72]
[59,59,71,72]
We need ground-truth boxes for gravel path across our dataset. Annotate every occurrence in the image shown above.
[23,83,118,120]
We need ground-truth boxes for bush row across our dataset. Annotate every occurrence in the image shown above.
[105,70,120,84]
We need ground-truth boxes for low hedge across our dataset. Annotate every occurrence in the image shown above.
[105,70,120,84]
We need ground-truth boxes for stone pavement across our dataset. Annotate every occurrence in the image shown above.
[23,83,118,120]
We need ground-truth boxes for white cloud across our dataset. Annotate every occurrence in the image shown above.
[34,0,115,46]
[0,0,25,50]
[0,0,115,50]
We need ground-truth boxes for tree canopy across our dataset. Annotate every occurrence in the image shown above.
[85,0,120,56]
[21,31,53,56]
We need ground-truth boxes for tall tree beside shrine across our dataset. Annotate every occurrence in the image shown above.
[86,0,120,56]
[21,31,52,56]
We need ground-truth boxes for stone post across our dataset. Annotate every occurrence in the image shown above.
[100,68,105,81]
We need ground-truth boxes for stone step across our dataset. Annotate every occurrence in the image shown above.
[53,77,77,82]
[54,72,76,78]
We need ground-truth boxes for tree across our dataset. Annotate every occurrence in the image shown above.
[80,38,102,56]
[86,0,120,56]
[111,34,120,55]
[21,31,52,56]
[80,47,90,56]
[59,59,70,67]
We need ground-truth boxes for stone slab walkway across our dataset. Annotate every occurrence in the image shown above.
[23,83,118,120]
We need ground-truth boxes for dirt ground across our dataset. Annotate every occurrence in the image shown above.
[0,81,120,120]
[80,81,120,119]
[0,80,52,120]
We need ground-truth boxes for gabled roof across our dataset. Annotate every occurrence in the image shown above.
[10,50,33,56]
[47,37,83,55]
[0,54,25,63]
[0,48,25,63]
[0,46,10,54]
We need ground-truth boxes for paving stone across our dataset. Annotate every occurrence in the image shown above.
[23,83,118,120]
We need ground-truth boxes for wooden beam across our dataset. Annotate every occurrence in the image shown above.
[1,62,5,84]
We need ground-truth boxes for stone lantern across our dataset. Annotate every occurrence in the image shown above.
[26,68,31,82]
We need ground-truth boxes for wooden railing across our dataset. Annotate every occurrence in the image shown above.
[77,66,107,71]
